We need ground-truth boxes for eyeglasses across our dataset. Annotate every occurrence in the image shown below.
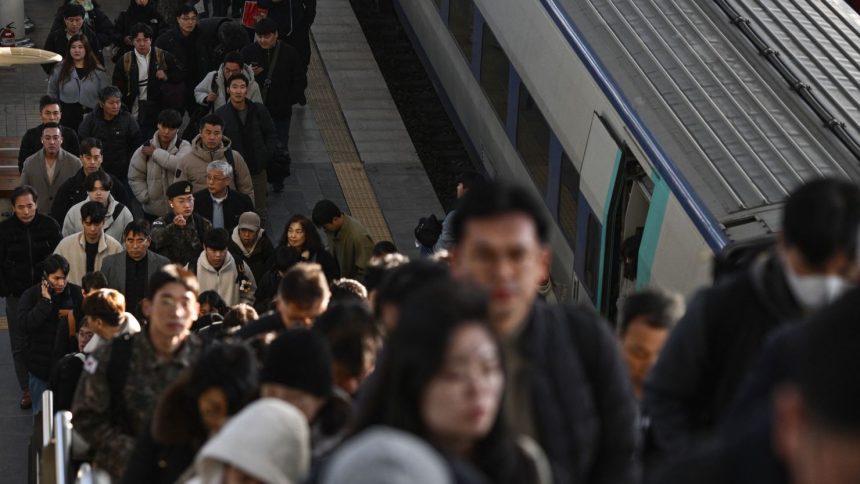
[206,175,228,182]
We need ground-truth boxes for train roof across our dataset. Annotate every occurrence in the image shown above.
[559,0,860,240]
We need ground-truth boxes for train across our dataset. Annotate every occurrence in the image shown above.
[394,0,860,316]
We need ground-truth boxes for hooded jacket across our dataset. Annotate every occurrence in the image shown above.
[62,194,134,241]
[128,130,192,217]
[194,64,263,112]
[53,231,123,286]
[176,135,255,201]
[193,250,256,307]
[51,167,134,223]
[78,106,143,181]
[229,226,275,283]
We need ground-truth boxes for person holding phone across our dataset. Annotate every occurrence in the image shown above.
[17,254,84,414]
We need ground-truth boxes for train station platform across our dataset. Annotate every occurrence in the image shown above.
[0,0,443,480]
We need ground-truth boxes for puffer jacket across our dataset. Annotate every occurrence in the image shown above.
[193,64,263,112]
[192,250,256,307]
[176,135,254,200]
[19,282,84,380]
[62,194,134,241]
[128,131,192,217]
[78,107,143,181]
[48,65,110,110]
[0,214,63,297]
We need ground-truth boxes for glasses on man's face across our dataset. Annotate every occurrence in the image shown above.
[206,175,228,182]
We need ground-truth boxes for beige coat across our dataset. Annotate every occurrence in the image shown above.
[176,135,254,203]
[53,231,123,286]
[128,131,193,217]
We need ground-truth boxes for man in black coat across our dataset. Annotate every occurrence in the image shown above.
[0,186,64,409]
[643,178,860,458]
[78,86,143,185]
[43,4,104,75]
[449,182,638,484]
[155,5,214,116]
[18,254,83,414]
[111,0,168,62]
[51,137,135,224]
[18,96,81,172]
[193,159,254,233]
[215,73,275,225]
[257,0,315,82]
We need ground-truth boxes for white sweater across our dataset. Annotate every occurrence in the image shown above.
[192,251,257,307]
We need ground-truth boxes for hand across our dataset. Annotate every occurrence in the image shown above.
[156,69,167,81]
[124,36,133,46]
[173,214,187,226]
[252,65,263,76]
[141,144,155,157]
[206,91,217,103]
[40,280,51,300]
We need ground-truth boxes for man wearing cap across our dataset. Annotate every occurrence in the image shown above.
[151,181,213,266]
[229,212,275,283]
[193,228,257,307]
[193,160,254,233]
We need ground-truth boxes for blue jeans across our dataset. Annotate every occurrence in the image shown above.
[29,373,49,415]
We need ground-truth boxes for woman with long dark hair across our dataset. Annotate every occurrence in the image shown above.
[277,214,340,280]
[47,34,109,130]
[347,279,551,484]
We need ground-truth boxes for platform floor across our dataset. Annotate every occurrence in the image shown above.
[0,0,443,480]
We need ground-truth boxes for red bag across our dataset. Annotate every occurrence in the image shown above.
[242,1,269,28]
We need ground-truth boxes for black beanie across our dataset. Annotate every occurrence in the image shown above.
[261,329,333,398]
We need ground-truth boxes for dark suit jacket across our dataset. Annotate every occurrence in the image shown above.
[192,188,254,234]
[100,250,170,293]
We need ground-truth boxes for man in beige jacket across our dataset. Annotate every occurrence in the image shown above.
[53,201,123,285]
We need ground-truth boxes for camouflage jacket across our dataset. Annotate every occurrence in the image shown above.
[150,213,212,267]
[71,329,203,480]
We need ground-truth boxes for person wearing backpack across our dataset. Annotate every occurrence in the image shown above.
[62,170,134,241]
[72,265,205,481]
[191,228,257,307]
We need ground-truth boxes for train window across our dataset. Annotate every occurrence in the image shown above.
[516,84,550,195]
[448,0,474,63]
[584,212,601,296]
[558,151,580,247]
[479,22,509,122]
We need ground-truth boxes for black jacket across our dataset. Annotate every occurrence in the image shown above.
[192,188,254,234]
[520,301,638,484]
[50,2,115,48]
[78,107,143,181]
[18,125,80,172]
[19,282,83,380]
[228,233,275,284]
[0,214,63,297]
[43,25,104,74]
[155,27,213,90]
[112,46,185,110]
[112,0,167,61]
[241,41,306,118]
[51,168,134,223]
[643,252,803,455]
[215,101,275,174]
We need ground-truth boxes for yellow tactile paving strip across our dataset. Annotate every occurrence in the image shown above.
[0,317,6,330]
[307,36,393,243]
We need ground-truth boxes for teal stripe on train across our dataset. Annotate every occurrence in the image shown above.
[636,174,670,289]
[595,148,623,308]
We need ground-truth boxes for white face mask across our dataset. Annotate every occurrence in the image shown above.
[784,266,852,312]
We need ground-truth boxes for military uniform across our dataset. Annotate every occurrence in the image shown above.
[71,329,203,480]
[150,212,213,267]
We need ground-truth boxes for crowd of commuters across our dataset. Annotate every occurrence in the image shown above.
[2,2,860,484]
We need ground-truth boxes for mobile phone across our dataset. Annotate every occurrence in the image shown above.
[143,140,152,147]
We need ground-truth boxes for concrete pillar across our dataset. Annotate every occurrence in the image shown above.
[0,0,32,46]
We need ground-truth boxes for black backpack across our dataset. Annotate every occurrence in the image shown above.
[414,214,443,248]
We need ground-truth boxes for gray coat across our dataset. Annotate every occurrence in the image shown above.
[100,250,170,293]
[48,65,110,110]
[20,149,82,214]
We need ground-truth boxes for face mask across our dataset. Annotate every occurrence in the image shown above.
[784,266,851,312]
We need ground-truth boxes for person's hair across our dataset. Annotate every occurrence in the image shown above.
[226,73,249,87]
[146,264,200,299]
[374,259,450,320]
[81,271,108,292]
[222,51,244,66]
[371,241,398,257]
[254,17,278,35]
[354,279,535,483]
[80,137,102,157]
[457,169,487,192]
[330,278,368,303]
[311,200,342,227]
[123,219,151,240]
[62,3,85,19]
[200,113,224,130]
[157,108,183,129]
[782,178,860,268]
[11,185,38,205]
[43,254,70,276]
[99,85,122,103]
[174,4,197,18]
[272,245,303,272]
[84,170,112,193]
[82,288,126,327]
[198,290,228,315]
[619,288,684,335]
[130,22,154,39]
[39,95,60,111]
[451,182,550,244]
[206,160,234,179]
[58,34,104,85]
[203,228,230,250]
[223,304,258,328]
[278,262,329,307]
[279,214,324,253]
[363,253,409,293]
[42,122,61,136]
[314,301,378,378]
[80,200,107,224]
